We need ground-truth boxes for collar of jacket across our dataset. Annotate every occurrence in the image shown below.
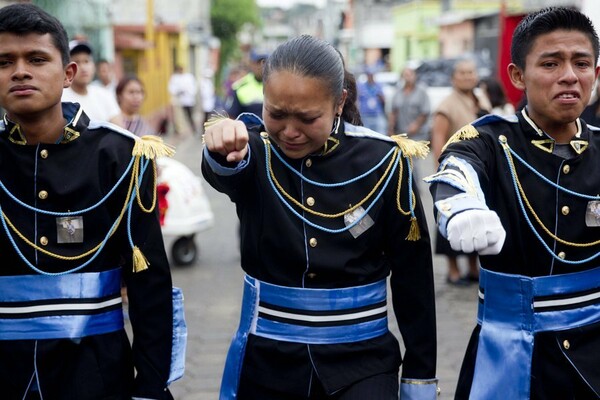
[1,102,89,145]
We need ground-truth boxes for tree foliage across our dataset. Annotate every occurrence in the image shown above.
[211,0,260,95]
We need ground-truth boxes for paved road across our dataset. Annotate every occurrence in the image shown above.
[164,134,479,399]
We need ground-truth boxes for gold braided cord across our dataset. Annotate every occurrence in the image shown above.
[1,161,137,260]
[504,144,600,247]
[266,141,400,218]
[134,157,158,213]
[395,155,415,216]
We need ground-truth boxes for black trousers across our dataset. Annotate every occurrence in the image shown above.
[238,370,399,400]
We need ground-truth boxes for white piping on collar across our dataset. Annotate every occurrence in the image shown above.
[521,107,581,138]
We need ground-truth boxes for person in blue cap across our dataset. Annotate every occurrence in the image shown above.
[225,48,269,118]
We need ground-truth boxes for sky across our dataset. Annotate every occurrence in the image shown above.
[256,0,325,9]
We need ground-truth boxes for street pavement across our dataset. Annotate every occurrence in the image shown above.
[164,133,479,399]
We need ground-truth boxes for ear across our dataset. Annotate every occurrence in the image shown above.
[337,89,348,115]
[507,63,525,91]
[63,61,77,88]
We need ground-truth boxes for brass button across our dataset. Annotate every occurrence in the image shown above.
[309,238,317,247]
[561,206,570,215]
[306,197,315,207]
[558,251,566,259]
[305,158,312,167]
[39,236,48,246]
[563,339,570,350]
[562,165,570,174]
[40,149,49,159]
[440,202,451,212]
[260,132,269,138]
[38,190,48,200]
[499,135,507,144]
[307,272,317,279]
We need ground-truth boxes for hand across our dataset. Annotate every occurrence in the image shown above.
[446,209,506,255]
[203,118,249,162]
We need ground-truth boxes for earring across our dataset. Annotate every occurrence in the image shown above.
[331,115,341,135]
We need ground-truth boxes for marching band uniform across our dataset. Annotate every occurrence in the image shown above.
[426,109,600,399]
[202,114,438,399]
[0,103,185,400]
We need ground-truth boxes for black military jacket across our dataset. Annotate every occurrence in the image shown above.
[430,110,600,398]
[0,103,174,400]
[202,118,437,395]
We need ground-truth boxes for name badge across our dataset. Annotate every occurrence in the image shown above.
[56,216,84,243]
[344,206,374,238]
[585,201,600,227]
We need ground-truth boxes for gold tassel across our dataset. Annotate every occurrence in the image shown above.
[389,134,430,159]
[203,112,229,130]
[405,217,421,241]
[132,135,176,159]
[442,124,479,153]
[132,246,150,272]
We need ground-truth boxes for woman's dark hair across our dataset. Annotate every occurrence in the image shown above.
[116,75,144,105]
[481,77,508,109]
[0,4,70,66]
[263,34,362,126]
[511,7,599,70]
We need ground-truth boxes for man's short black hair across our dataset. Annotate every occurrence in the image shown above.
[511,7,599,70]
[0,3,70,66]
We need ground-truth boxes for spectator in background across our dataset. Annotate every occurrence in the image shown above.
[225,48,268,118]
[115,76,154,137]
[92,58,117,93]
[357,67,387,133]
[430,58,491,286]
[582,76,600,126]
[168,65,198,134]
[200,68,216,127]
[480,77,515,116]
[62,40,120,122]
[388,66,431,140]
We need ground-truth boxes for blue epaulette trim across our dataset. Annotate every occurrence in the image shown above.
[587,123,600,132]
[236,112,264,131]
[87,120,138,141]
[343,122,393,143]
[472,113,519,127]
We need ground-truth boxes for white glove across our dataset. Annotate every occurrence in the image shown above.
[446,209,506,255]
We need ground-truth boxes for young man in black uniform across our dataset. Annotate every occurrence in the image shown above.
[0,4,183,399]
[426,7,600,399]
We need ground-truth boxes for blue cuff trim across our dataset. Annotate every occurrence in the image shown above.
[202,145,251,176]
[400,378,439,400]
[435,193,488,237]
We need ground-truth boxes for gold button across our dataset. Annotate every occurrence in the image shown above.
[38,190,48,200]
[558,251,566,259]
[307,272,317,279]
[39,236,48,246]
[309,238,317,247]
[499,135,507,143]
[563,339,570,350]
[440,202,451,212]
[260,132,269,138]
[305,158,312,167]
[562,165,570,174]
[306,197,315,207]
[40,149,48,159]
[561,206,570,215]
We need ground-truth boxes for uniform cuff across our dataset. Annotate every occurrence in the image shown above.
[400,378,439,399]
[435,193,488,237]
[202,145,251,176]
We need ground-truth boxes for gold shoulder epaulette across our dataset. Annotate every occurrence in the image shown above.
[132,135,176,159]
[389,134,429,159]
[442,124,479,153]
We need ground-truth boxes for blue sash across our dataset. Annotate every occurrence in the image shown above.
[470,267,600,399]
[0,268,124,340]
[219,275,389,400]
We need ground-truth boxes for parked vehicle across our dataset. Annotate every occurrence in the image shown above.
[156,157,214,266]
